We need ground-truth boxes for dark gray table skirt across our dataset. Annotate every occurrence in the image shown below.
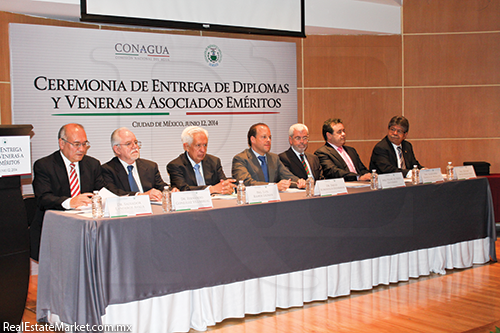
[37,178,496,327]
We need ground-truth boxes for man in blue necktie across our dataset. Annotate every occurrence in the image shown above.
[102,127,174,201]
[232,123,306,191]
[167,126,235,194]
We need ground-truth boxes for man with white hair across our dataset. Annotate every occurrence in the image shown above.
[167,126,235,194]
[102,127,171,202]
[279,123,322,181]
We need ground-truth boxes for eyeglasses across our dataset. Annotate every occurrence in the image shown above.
[389,127,405,135]
[61,138,91,149]
[293,136,309,141]
[116,140,142,148]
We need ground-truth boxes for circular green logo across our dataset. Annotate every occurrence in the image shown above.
[205,45,222,67]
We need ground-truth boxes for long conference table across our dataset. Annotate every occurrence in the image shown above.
[37,178,497,333]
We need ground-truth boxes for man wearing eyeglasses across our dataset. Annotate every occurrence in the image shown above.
[369,115,423,176]
[167,126,235,194]
[314,118,371,182]
[102,127,172,201]
[279,123,322,181]
[31,123,106,260]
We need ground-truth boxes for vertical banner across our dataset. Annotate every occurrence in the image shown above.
[9,24,297,188]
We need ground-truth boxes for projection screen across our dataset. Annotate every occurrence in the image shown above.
[81,0,305,37]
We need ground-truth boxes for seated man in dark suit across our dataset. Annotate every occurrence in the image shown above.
[167,126,235,194]
[279,123,322,180]
[232,123,306,191]
[369,115,423,177]
[314,118,371,181]
[102,127,172,202]
[31,123,106,260]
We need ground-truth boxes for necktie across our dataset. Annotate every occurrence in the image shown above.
[257,156,269,182]
[397,146,405,169]
[337,147,357,173]
[127,165,140,192]
[194,164,206,186]
[69,163,80,198]
[300,154,311,176]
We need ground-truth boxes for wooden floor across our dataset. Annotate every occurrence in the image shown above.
[22,242,500,333]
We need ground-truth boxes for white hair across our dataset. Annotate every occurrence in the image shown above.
[181,126,209,145]
[288,123,309,137]
[110,127,130,147]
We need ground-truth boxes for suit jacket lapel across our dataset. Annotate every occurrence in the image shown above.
[384,136,398,166]
[247,149,265,181]
[136,159,148,185]
[266,153,276,181]
[53,152,71,196]
[182,152,198,186]
[327,144,348,169]
[79,156,93,193]
[344,147,359,173]
[401,141,411,169]
[113,157,131,191]
[201,156,213,184]
[288,148,304,177]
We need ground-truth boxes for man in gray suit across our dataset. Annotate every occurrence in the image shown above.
[232,123,306,191]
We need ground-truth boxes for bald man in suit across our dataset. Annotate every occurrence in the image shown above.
[31,123,106,260]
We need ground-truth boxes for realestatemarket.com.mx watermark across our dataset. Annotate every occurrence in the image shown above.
[3,322,132,332]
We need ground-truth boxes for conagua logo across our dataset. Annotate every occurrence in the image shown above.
[114,43,170,58]
[205,45,222,67]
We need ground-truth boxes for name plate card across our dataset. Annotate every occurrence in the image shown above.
[246,184,280,204]
[171,189,213,211]
[419,168,444,184]
[378,172,406,189]
[105,195,152,217]
[314,178,348,196]
[454,165,477,180]
[0,136,31,177]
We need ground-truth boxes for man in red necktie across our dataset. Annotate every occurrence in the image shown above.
[30,123,106,260]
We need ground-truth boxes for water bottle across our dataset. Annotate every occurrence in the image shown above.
[370,170,378,190]
[237,180,246,205]
[162,186,172,213]
[305,176,314,197]
[92,190,103,218]
[411,165,419,185]
[446,162,454,181]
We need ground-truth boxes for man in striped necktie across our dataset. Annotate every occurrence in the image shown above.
[279,123,323,181]
[369,116,423,177]
[30,123,106,260]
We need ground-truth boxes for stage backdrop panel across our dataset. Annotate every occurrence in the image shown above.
[9,23,297,192]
